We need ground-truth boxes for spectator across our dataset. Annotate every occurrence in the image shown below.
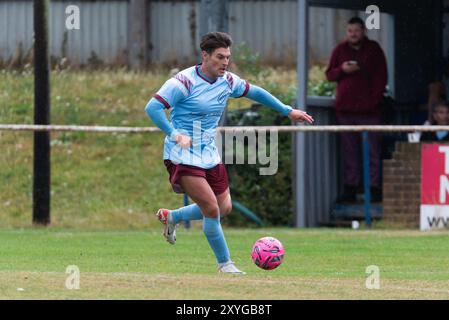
[410,56,449,142]
[326,16,388,203]
[420,102,449,142]
[427,55,449,122]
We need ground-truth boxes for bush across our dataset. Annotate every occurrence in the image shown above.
[225,107,294,227]
[308,65,336,97]
[225,45,295,227]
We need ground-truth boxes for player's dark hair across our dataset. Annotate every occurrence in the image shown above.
[348,17,366,30]
[200,32,233,54]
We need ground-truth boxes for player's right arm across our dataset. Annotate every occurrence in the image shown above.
[325,45,345,81]
[144,78,192,148]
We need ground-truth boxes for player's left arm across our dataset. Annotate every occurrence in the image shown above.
[245,84,314,124]
[368,44,388,108]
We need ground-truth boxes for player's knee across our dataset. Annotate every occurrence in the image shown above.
[220,201,232,216]
[201,202,220,218]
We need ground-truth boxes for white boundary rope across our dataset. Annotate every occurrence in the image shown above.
[0,124,448,133]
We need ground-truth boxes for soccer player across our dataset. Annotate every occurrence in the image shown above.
[145,32,313,274]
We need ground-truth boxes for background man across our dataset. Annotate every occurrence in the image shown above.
[326,17,388,203]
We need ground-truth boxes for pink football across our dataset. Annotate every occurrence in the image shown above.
[251,237,285,270]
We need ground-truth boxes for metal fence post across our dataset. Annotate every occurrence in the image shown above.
[33,0,51,226]
[362,131,372,227]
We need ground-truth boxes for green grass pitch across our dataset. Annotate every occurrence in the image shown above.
[1,228,449,299]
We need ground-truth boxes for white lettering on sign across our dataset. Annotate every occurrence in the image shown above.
[440,175,449,203]
[438,146,449,174]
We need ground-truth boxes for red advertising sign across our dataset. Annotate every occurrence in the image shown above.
[421,144,449,230]
[421,144,449,205]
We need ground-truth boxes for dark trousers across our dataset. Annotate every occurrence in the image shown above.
[336,113,381,188]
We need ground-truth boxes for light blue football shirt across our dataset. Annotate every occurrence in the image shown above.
[153,64,249,169]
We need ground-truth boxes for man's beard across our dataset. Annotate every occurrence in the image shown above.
[348,38,363,47]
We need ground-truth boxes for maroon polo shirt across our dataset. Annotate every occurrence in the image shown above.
[325,37,388,115]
